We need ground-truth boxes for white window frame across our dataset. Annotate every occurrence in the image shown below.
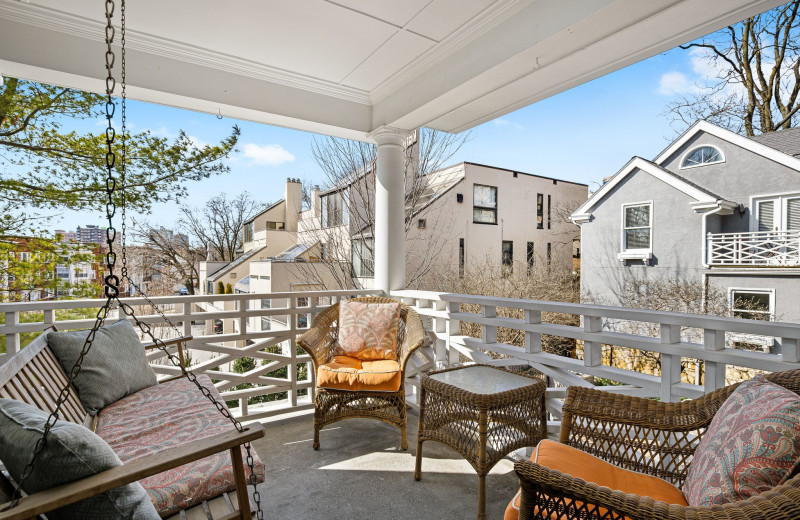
[750,192,800,232]
[618,201,653,263]
[679,145,725,169]
[728,287,775,321]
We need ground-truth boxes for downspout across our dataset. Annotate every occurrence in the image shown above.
[701,203,728,314]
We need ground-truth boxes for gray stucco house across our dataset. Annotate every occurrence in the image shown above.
[572,120,800,324]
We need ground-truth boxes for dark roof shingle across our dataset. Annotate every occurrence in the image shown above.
[749,127,800,158]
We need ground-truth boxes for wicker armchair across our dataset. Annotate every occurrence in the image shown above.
[513,368,800,520]
[297,296,428,450]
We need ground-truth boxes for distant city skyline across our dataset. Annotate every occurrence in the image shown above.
[41,40,714,238]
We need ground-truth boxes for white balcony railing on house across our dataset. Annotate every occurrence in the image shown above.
[2,290,800,434]
[707,230,800,266]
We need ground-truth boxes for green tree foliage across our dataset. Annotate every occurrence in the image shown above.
[217,281,225,294]
[0,236,101,303]
[0,306,101,354]
[0,78,239,234]
[225,283,233,294]
[225,347,309,409]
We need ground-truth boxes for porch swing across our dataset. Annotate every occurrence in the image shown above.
[0,1,265,519]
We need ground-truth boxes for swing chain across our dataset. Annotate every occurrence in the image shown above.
[103,0,120,299]
[119,0,128,281]
[11,2,263,516]
[8,2,122,506]
[118,302,264,518]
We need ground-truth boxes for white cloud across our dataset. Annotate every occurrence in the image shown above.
[493,118,524,130]
[656,71,700,96]
[186,135,209,149]
[242,143,295,166]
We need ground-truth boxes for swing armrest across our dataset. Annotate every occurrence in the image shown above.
[143,335,193,378]
[0,423,265,520]
[142,335,193,350]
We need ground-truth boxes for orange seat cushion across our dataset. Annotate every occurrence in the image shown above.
[317,356,402,392]
[504,440,688,520]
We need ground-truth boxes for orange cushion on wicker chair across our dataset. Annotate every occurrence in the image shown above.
[334,300,402,360]
[317,356,402,392]
[504,440,688,520]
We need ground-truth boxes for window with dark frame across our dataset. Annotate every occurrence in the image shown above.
[473,184,498,224]
[502,240,513,275]
[536,194,543,229]
[459,238,465,278]
[547,194,551,229]
[243,221,254,242]
[527,242,534,272]
[418,219,426,229]
[546,243,551,265]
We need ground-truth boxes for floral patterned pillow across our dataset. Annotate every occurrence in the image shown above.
[334,300,402,361]
[683,375,800,507]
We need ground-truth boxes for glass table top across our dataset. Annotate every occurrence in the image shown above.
[428,366,538,394]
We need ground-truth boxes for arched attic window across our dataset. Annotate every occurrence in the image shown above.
[680,145,724,168]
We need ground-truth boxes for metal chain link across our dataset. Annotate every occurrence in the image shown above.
[118,302,264,518]
[119,0,128,281]
[8,2,121,507]
[8,2,263,516]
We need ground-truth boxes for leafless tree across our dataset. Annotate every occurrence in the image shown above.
[424,256,580,358]
[179,192,266,261]
[126,228,204,295]
[300,128,470,289]
[584,277,772,385]
[130,192,264,295]
[666,0,800,135]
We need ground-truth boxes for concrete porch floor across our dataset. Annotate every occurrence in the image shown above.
[252,408,522,519]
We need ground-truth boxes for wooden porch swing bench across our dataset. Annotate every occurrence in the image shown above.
[0,329,265,520]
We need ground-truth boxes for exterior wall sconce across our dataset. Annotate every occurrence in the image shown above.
[737,204,746,217]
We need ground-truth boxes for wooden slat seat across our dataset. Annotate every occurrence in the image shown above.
[0,328,264,519]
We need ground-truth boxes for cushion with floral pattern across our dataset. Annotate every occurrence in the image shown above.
[334,300,402,361]
[683,375,800,506]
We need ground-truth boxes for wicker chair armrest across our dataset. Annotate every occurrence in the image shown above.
[399,306,429,372]
[296,302,340,368]
[514,458,800,520]
[561,384,732,442]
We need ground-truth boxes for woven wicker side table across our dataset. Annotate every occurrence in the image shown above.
[414,364,546,520]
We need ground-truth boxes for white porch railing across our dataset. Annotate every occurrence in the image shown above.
[3,289,800,433]
[391,289,800,436]
[0,289,380,423]
[707,230,800,266]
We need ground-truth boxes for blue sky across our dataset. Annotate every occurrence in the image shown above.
[50,42,710,233]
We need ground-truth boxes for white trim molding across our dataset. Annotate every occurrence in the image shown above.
[619,200,653,265]
[570,157,726,224]
[679,144,726,169]
[655,120,800,172]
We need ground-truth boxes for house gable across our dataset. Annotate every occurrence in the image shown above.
[656,124,800,203]
[571,157,730,224]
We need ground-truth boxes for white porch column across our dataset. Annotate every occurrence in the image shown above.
[368,126,410,294]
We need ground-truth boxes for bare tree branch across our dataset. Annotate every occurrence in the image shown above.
[668,1,800,136]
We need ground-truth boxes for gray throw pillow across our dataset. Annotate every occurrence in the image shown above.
[48,319,157,415]
[0,399,160,520]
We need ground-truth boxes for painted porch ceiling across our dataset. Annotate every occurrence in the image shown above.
[0,0,786,141]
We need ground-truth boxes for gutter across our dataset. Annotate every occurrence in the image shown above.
[700,201,737,313]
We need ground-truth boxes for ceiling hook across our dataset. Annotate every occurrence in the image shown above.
[216,108,223,120]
